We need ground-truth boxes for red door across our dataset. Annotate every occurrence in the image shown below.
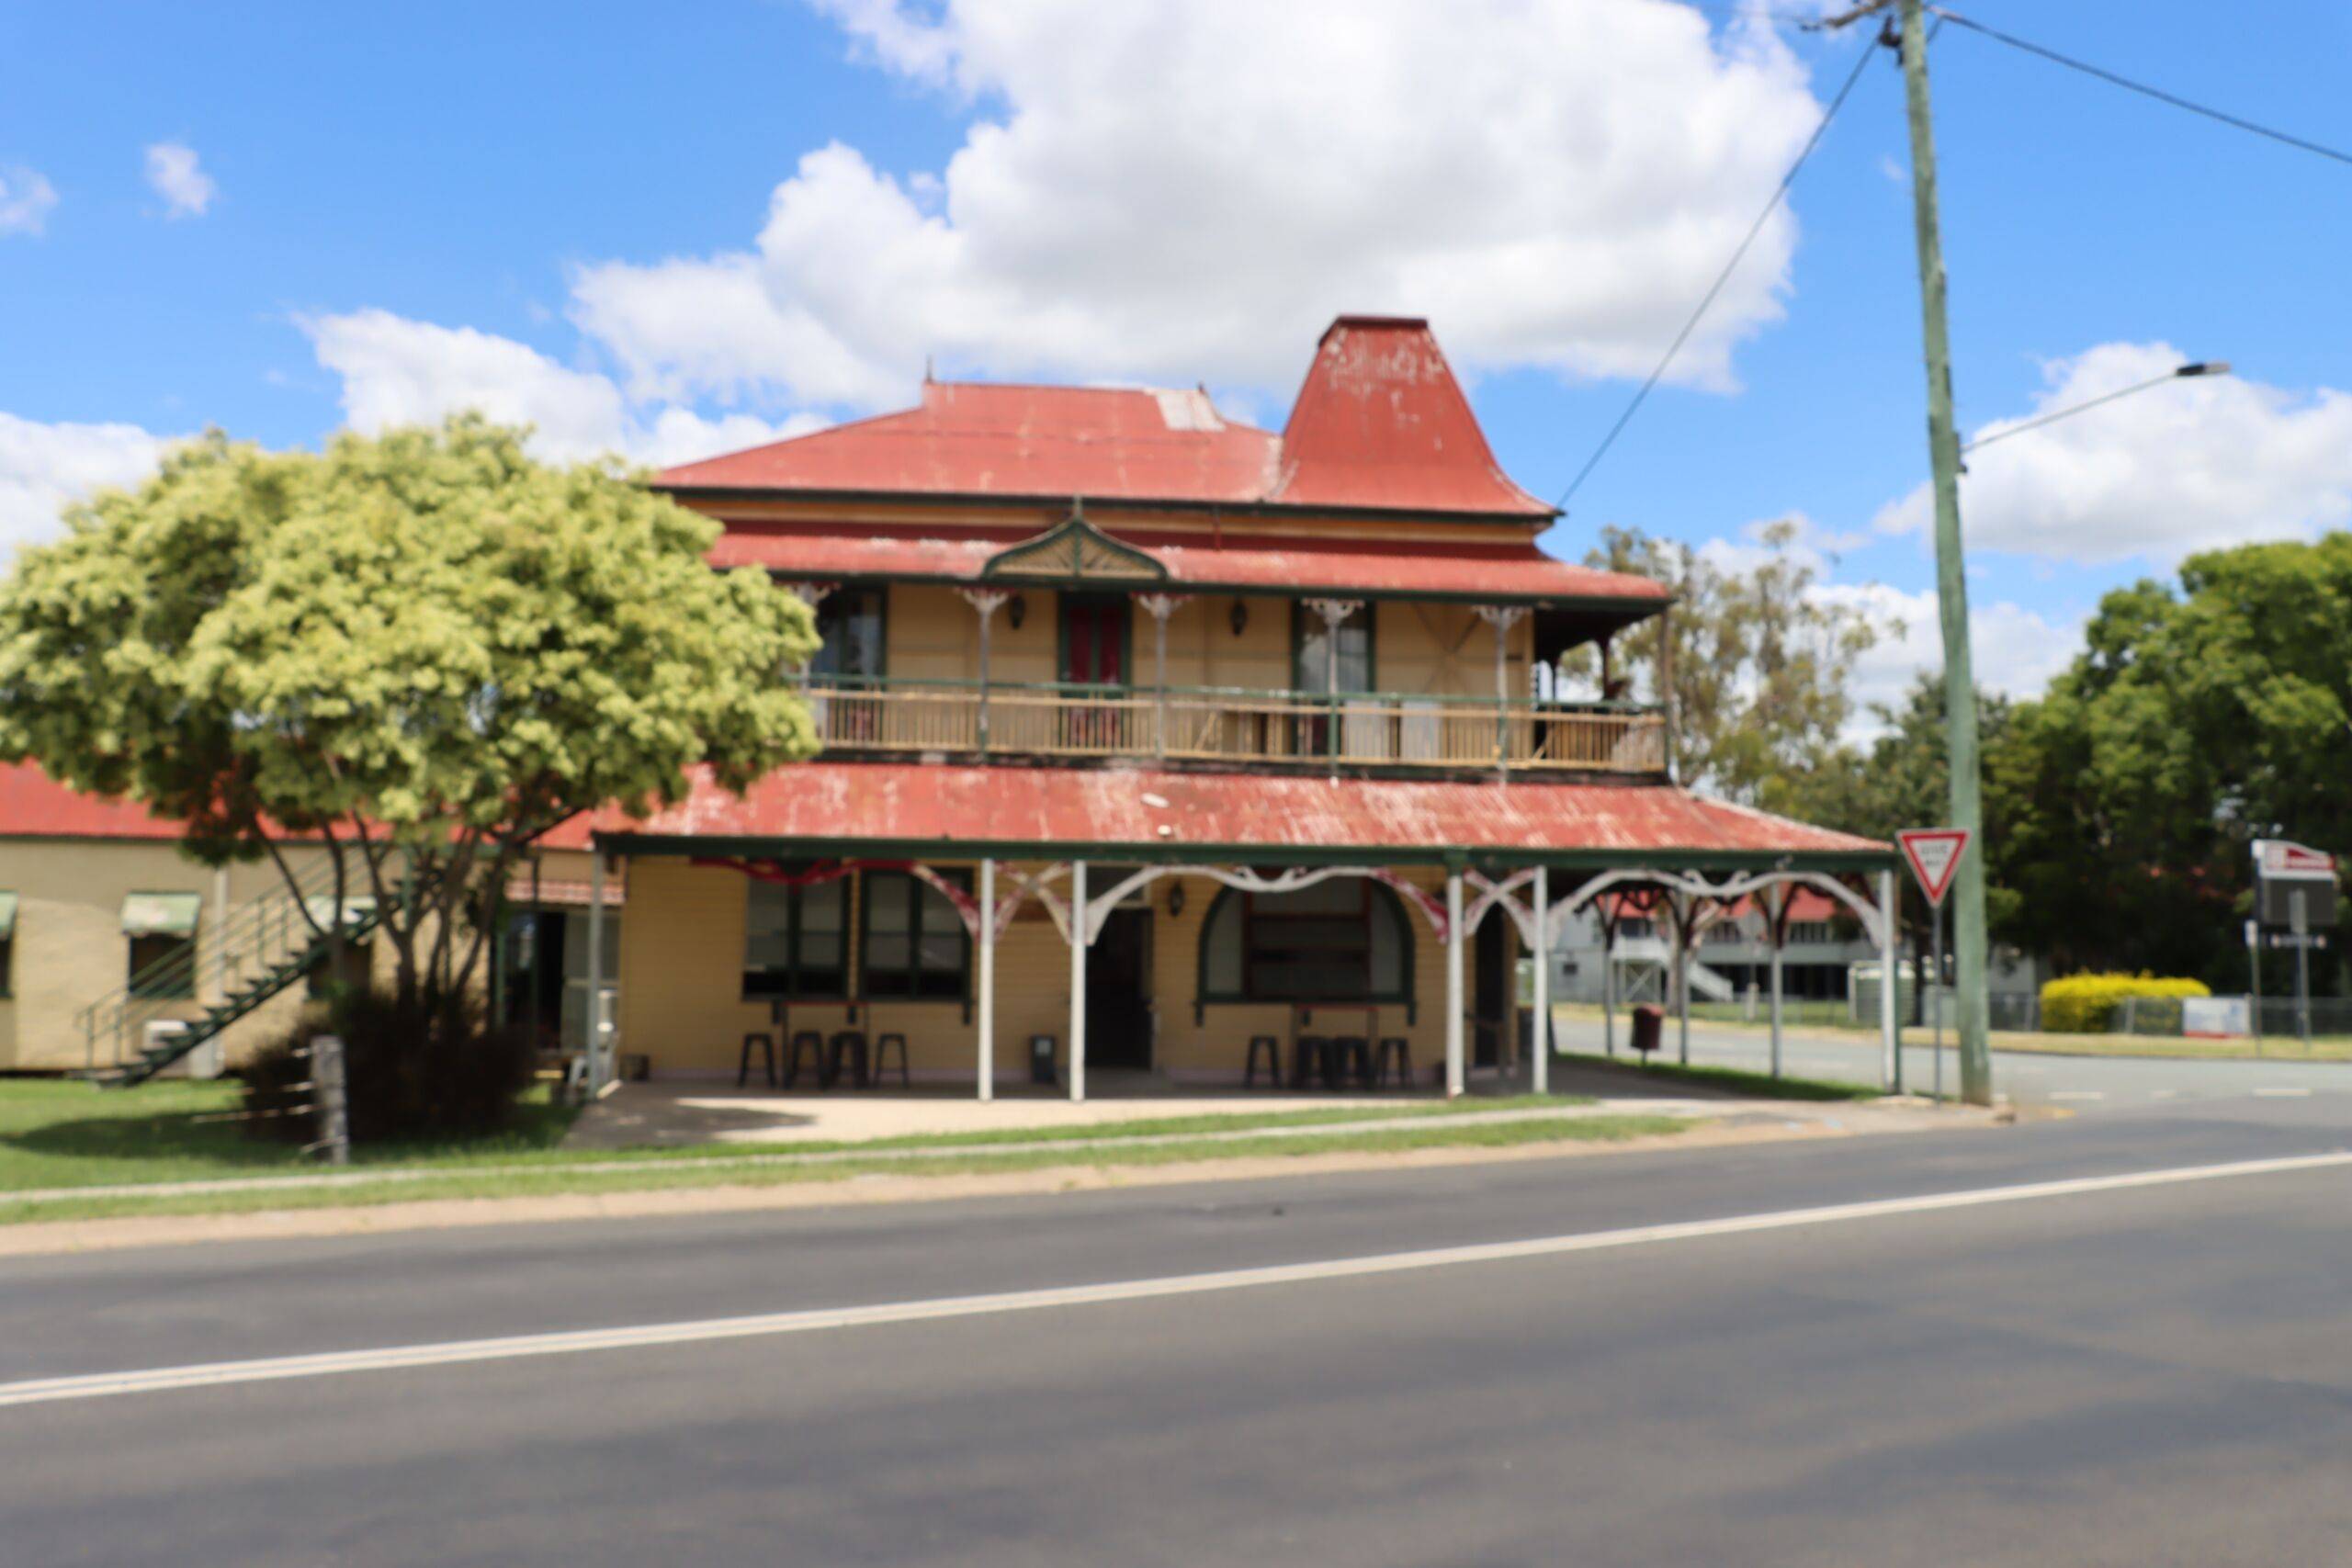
[1060,597,1128,749]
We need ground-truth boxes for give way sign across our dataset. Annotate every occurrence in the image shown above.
[1897,828,1973,908]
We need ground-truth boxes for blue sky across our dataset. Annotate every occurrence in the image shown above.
[5,0,2348,716]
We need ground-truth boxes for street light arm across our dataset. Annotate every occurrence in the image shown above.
[1962,363,2227,454]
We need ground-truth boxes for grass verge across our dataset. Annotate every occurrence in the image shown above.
[0,1112,1693,1226]
[1555,1051,1878,1101]
[1553,1004,2352,1064]
[0,1079,1595,1195]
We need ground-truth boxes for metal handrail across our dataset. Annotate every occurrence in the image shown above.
[74,852,379,1071]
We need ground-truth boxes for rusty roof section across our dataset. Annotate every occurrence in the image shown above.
[706,524,1668,605]
[552,762,1887,868]
[1270,317,1549,517]
[659,315,1555,521]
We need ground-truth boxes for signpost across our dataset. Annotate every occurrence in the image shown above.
[1898,829,1972,1101]
[2252,840,2337,1047]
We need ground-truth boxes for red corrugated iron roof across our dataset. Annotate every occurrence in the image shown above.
[1271,317,1548,517]
[0,762,186,840]
[707,524,1666,604]
[662,382,1277,506]
[659,317,1555,520]
[553,762,1884,864]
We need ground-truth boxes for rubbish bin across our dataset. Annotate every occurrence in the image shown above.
[1630,1004,1663,1058]
[1029,1033,1058,1087]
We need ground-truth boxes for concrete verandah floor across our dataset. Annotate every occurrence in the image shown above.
[560,1060,1757,1150]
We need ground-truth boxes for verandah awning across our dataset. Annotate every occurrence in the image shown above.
[120,892,202,938]
[557,762,1891,873]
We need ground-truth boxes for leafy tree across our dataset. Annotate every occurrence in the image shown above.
[1566,521,1889,803]
[0,415,820,1023]
[1988,538,2352,986]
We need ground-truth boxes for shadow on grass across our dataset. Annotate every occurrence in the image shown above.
[0,1078,581,1189]
[1555,1052,1876,1102]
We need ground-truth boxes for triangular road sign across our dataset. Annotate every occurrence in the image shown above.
[1897,828,1972,908]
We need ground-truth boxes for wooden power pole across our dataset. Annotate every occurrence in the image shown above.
[1829,0,1993,1104]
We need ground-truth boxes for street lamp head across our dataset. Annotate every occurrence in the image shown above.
[2176,361,2230,378]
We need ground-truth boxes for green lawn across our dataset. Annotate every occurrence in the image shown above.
[0,1077,580,1191]
[0,1079,1602,1199]
[1555,1052,1880,1101]
[1,1111,1695,1225]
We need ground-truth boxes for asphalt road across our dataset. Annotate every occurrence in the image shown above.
[1553,1010,2352,1108]
[6,1094,2352,1565]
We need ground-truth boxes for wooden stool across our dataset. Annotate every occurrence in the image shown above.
[872,1032,910,1089]
[783,1030,827,1089]
[1244,1035,1282,1088]
[826,1030,870,1090]
[736,1032,777,1089]
[1331,1035,1372,1088]
[1371,1036,1413,1089]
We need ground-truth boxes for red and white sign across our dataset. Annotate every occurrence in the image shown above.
[2255,840,2335,880]
[1897,828,1973,908]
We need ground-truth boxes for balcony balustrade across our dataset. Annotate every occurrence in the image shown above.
[801,676,1668,776]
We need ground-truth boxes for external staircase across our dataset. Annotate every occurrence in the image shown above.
[75,857,392,1087]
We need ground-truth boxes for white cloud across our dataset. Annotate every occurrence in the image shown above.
[571,0,1826,410]
[1815,580,2079,734]
[300,308,820,466]
[0,412,175,558]
[143,142,217,219]
[1875,342,2352,566]
[0,164,60,236]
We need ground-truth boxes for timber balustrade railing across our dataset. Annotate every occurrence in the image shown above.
[800,675,1668,775]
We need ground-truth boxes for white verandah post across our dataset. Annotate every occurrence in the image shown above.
[584,848,606,1098]
[1069,859,1088,1103]
[1768,884,1786,1081]
[1878,866,1899,1093]
[1532,864,1550,1096]
[1445,867,1465,1098]
[1673,893,1691,1066]
[977,857,996,1102]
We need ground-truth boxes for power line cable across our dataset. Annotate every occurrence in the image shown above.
[1555,36,1882,511]
[1932,8,2352,169]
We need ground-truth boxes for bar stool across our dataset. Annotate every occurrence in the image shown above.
[1244,1035,1282,1088]
[1371,1036,1414,1089]
[783,1031,827,1089]
[872,1032,910,1089]
[1331,1035,1372,1088]
[825,1030,870,1090]
[1291,1035,1329,1089]
[736,1031,778,1089]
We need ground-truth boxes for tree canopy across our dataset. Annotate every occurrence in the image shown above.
[0,415,820,1011]
[1570,520,1889,804]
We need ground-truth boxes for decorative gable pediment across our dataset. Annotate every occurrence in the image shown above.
[981,502,1169,584]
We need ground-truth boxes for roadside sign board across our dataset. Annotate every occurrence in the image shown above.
[2253,840,2338,929]
[1897,828,1972,908]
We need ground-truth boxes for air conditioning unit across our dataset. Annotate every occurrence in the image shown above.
[147,1019,224,1080]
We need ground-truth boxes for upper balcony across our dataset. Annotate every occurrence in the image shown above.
[804,675,1668,778]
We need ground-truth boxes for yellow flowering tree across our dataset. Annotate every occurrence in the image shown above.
[0,414,818,1022]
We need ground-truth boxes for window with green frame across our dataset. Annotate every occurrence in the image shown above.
[1197,880,1411,1004]
[742,871,849,999]
[861,869,971,999]
[127,934,197,999]
[1290,601,1374,694]
[811,587,886,681]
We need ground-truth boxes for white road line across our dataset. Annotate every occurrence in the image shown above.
[2254,1088,2313,1099]
[6,1149,2347,1411]
[2050,1091,2106,1101]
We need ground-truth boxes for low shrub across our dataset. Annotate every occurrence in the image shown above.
[241,988,536,1145]
[2040,973,2212,1033]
